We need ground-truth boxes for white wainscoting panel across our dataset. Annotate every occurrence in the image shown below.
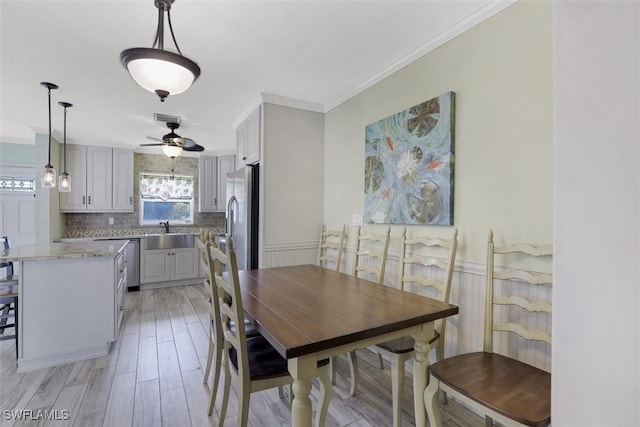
[262,241,318,268]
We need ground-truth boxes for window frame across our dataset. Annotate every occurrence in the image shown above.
[138,173,195,226]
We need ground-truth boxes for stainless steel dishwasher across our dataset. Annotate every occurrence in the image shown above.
[96,238,140,291]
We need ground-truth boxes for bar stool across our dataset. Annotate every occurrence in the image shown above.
[0,236,18,358]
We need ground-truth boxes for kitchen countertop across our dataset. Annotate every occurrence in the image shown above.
[0,240,129,262]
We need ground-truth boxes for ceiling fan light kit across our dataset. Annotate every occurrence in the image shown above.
[140,119,204,157]
[120,0,201,102]
[162,143,183,158]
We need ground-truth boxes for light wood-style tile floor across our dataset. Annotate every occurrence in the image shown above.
[0,284,483,426]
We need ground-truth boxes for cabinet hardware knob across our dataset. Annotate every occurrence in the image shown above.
[82,196,86,205]
[88,196,92,204]
[242,156,247,160]
[130,196,133,205]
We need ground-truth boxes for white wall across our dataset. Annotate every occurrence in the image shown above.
[553,2,640,425]
[324,1,553,265]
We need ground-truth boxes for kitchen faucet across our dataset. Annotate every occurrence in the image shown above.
[159,221,170,233]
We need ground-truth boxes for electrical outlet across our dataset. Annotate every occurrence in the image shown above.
[108,217,114,225]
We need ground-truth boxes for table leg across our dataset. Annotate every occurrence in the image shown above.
[288,356,317,427]
[411,323,435,427]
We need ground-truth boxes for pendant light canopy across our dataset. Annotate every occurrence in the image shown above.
[120,0,201,102]
[40,82,59,189]
[58,101,73,193]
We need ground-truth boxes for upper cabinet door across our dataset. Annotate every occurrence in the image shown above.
[236,122,248,169]
[60,144,88,212]
[245,106,261,165]
[198,155,218,212]
[112,148,134,212]
[86,146,112,211]
[236,104,261,169]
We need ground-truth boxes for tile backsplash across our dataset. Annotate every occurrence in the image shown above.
[64,152,226,238]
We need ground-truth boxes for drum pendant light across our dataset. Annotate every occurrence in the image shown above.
[120,0,201,102]
[40,82,59,189]
[57,102,73,192]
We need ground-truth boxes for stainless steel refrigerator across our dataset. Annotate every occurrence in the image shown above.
[226,165,259,270]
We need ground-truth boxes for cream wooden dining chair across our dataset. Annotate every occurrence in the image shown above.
[425,230,552,427]
[200,232,266,416]
[214,237,332,427]
[199,233,225,414]
[374,227,458,427]
[317,224,346,272]
[333,225,391,396]
[0,236,19,359]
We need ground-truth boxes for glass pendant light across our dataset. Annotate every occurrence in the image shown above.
[120,0,201,102]
[58,101,73,192]
[40,82,59,188]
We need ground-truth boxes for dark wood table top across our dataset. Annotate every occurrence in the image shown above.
[236,265,459,359]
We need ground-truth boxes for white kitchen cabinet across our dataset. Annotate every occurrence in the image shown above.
[112,148,134,212]
[60,145,113,212]
[115,247,127,334]
[236,105,261,168]
[140,247,199,284]
[199,154,236,212]
[198,155,218,212]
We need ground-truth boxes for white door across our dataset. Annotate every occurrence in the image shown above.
[0,166,36,247]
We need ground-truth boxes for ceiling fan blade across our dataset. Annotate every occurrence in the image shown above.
[183,144,205,152]
[140,143,164,147]
[146,136,164,142]
[182,138,198,148]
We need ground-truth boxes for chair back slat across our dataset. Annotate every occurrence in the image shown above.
[352,226,390,284]
[398,227,458,337]
[318,224,346,272]
[484,229,553,353]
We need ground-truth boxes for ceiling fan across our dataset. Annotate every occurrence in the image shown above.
[141,121,204,157]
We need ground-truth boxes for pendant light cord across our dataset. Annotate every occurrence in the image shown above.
[62,106,67,172]
[47,87,52,167]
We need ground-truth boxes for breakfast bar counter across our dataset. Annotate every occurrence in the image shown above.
[1,240,129,372]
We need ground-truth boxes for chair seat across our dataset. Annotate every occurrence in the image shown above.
[429,352,551,427]
[229,319,259,337]
[230,336,330,381]
[376,331,441,354]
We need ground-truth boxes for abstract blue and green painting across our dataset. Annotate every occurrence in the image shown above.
[364,91,454,225]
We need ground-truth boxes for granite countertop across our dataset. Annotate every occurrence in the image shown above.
[0,240,129,262]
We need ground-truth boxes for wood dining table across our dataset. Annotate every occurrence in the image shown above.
[235,264,459,427]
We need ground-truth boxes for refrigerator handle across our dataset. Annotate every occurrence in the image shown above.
[227,195,238,237]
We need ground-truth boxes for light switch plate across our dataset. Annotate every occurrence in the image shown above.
[108,217,114,225]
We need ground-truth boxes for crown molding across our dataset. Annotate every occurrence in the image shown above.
[324,0,518,112]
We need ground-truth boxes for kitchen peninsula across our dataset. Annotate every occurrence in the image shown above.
[1,240,129,373]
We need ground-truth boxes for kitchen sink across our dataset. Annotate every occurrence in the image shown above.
[141,233,196,250]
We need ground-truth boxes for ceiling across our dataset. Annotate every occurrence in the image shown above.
[0,0,513,156]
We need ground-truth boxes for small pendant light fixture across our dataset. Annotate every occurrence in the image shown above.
[40,82,59,189]
[57,101,73,192]
[120,0,201,102]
